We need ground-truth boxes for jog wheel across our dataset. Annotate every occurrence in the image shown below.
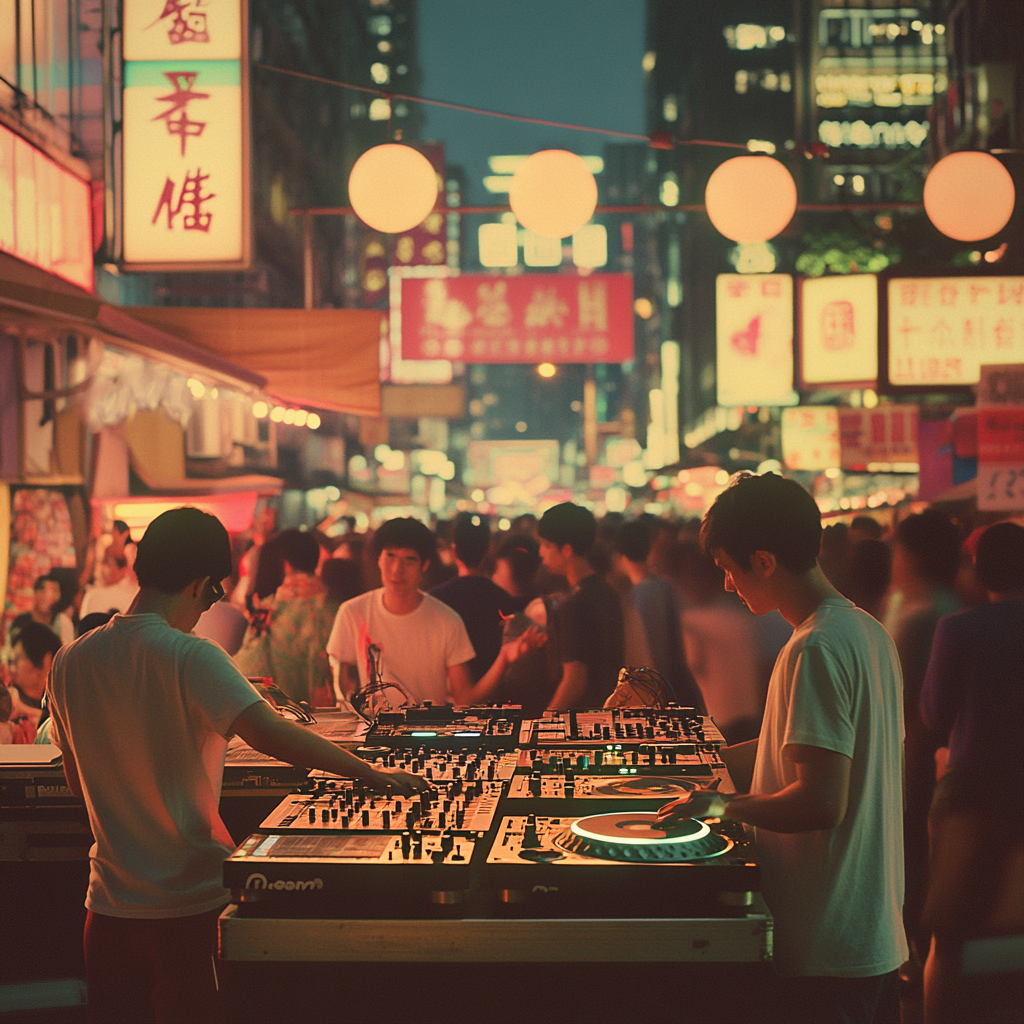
[554,812,732,862]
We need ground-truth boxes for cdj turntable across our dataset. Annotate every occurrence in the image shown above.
[484,812,758,913]
[224,829,479,911]
[519,707,724,748]
[367,703,521,750]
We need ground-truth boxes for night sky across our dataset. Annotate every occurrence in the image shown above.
[418,0,646,205]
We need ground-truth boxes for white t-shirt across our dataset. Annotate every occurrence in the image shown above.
[752,597,908,978]
[326,589,475,705]
[48,614,263,918]
[80,577,139,618]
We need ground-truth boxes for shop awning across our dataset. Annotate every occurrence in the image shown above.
[125,307,383,417]
[0,253,266,391]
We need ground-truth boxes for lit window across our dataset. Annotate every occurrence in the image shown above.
[642,51,656,73]
[368,98,391,121]
[572,224,607,268]
[370,63,390,85]
[735,70,749,94]
[747,139,776,154]
[377,40,391,52]
[662,95,678,122]
[478,223,518,267]
[659,174,679,207]
[523,231,561,267]
[851,174,866,194]
[367,15,391,35]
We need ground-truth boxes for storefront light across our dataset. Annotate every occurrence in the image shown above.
[270,406,286,423]
[307,413,321,430]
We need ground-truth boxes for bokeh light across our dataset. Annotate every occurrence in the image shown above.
[704,156,797,243]
[923,151,1015,241]
[348,144,438,233]
[509,150,598,239]
[537,362,557,378]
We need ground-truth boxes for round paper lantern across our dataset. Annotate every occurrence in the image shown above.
[509,150,598,239]
[923,151,1015,241]
[704,156,797,243]
[348,144,438,233]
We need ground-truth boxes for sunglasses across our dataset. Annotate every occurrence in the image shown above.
[203,579,226,608]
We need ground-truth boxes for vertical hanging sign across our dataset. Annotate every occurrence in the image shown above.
[122,0,249,270]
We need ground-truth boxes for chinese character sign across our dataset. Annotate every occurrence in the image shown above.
[0,124,93,291]
[716,274,798,407]
[123,0,242,61]
[782,407,841,470]
[800,274,878,386]
[977,363,1024,511]
[838,406,919,469]
[399,274,633,363]
[122,0,247,268]
[888,277,1024,387]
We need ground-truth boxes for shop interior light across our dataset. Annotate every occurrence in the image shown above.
[509,149,598,239]
[270,406,285,423]
[537,362,557,378]
[307,413,321,430]
[252,401,269,419]
[923,151,1015,241]
[348,144,438,233]
[704,155,797,243]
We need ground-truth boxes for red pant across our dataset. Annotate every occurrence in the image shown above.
[84,906,225,1024]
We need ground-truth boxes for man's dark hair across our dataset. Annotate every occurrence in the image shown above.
[15,621,62,668]
[372,517,435,565]
[134,508,232,594]
[112,520,131,536]
[494,536,540,591]
[975,521,1024,593]
[275,529,320,574]
[615,520,653,564]
[701,472,821,573]
[894,509,960,590]
[537,502,596,556]
[849,515,884,540]
[47,567,80,614]
[33,574,57,592]
[452,514,491,569]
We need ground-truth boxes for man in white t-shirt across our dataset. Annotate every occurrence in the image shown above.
[328,517,524,709]
[658,473,907,1024]
[48,508,428,1024]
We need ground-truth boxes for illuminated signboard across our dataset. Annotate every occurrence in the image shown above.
[400,274,634,364]
[0,123,94,291]
[838,406,918,470]
[887,276,1024,387]
[977,364,1024,511]
[800,274,878,386]
[782,407,841,470]
[466,440,560,488]
[122,0,249,270]
[716,274,797,407]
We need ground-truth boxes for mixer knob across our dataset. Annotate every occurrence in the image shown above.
[361,810,370,826]
[387,754,396,767]
[440,833,454,853]
[452,844,464,861]
[401,832,411,858]
[594,751,604,766]
[321,808,330,823]
[438,811,446,827]
[455,809,465,829]
[331,807,338,821]
[529,773,542,796]
[308,807,316,823]
[431,849,445,864]
[522,815,541,850]
[341,815,349,828]
[381,810,391,829]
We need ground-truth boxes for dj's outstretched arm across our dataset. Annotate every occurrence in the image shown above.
[656,743,851,834]
[231,700,431,797]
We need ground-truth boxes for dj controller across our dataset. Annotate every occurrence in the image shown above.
[519,706,723,747]
[366,703,521,750]
[225,704,759,917]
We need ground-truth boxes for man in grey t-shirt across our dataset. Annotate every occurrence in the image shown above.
[658,474,906,1024]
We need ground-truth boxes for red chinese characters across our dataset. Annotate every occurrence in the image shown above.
[399,274,634,363]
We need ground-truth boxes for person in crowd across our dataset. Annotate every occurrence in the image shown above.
[5,621,61,744]
[887,509,962,977]
[430,514,525,683]
[536,502,624,710]
[657,473,906,1024]
[236,529,337,706]
[328,517,518,708]
[848,515,885,544]
[844,538,892,621]
[919,521,1024,1024]
[80,551,139,618]
[491,535,541,602]
[47,507,429,1024]
[230,503,277,609]
[50,566,85,635]
[320,557,367,608]
[613,521,704,711]
[677,542,789,744]
[818,522,851,596]
[421,519,458,590]
[10,574,75,647]
[108,520,137,573]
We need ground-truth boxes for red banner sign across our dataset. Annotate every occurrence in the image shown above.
[399,274,634,363]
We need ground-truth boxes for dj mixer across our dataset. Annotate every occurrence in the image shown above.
[260,775,504,834]
[224,829,479,910]
[367,703,522,750]
[515,744,724,774]
[519,707,723,748]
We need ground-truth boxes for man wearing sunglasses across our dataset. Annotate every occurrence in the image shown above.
[47,507,429,1024]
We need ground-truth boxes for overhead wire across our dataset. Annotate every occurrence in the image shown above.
[254,63,748,150]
